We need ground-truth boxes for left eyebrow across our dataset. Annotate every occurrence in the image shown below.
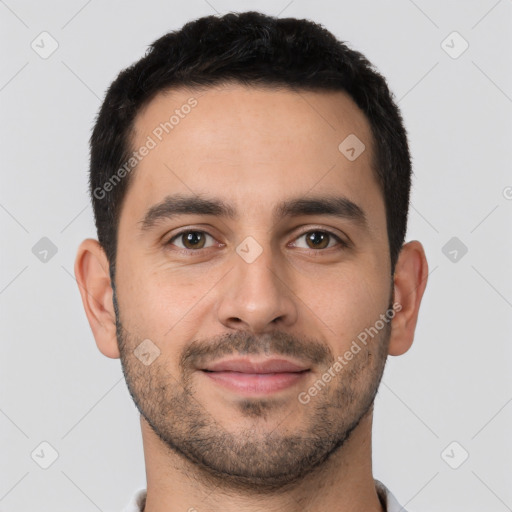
[139,193,368,232]
[272,196,368,229]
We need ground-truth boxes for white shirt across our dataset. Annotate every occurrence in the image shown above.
[122,479,407,512]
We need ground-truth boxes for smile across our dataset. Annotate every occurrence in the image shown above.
[200,357,311,395]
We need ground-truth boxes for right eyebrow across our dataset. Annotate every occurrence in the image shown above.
[139,194,237,232]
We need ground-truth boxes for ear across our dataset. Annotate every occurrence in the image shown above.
[388,240,428,356]
[74,239,120,359]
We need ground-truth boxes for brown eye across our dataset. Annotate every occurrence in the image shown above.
[292,230,346,251]
[305,231,330,249]
[168,231,214,250]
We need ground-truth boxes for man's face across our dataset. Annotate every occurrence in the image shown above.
[114,84,392,488]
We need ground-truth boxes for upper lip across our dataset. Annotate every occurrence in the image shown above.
[202,357,310,373]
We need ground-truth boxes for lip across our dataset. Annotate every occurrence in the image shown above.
[200,357,310,395]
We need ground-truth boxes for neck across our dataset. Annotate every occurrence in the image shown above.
[140,409,384,512]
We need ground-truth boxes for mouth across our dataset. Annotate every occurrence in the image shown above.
[200,357,311,396]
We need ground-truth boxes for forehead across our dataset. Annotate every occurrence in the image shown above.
[133,83,373,162]
[123,83,382,227]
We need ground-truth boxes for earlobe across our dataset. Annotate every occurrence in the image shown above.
[74,239,120,359]
[388,240,429,356]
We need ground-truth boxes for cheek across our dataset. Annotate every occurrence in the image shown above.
[116,262,218,344]
[298,266,390,353]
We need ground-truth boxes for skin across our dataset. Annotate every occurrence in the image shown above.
[75,84,428,512]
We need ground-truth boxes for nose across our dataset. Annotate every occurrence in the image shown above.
[215,243,298,334]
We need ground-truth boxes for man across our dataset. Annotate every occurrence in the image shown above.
[74,11,428,512]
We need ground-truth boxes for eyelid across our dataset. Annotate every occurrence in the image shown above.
[289,227,350,250]
[293,225,350,244]
[166,229,219,250]
[165,226,350,253]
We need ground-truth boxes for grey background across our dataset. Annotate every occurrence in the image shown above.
[1,0,511,511]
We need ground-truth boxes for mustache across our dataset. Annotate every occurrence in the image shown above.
[180,330,334,371]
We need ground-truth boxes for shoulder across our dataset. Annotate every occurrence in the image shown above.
[374,479,408,512]
[121,487,147,512]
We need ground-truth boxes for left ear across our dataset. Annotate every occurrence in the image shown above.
[388,240,429,356]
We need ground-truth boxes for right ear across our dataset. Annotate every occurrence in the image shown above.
[74,239,120,359]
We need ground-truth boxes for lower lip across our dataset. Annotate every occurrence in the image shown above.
[202,370,309,395]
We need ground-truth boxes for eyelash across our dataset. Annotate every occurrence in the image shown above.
[165,229,349,255]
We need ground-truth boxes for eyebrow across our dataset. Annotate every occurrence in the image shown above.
[139,193,368,232]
